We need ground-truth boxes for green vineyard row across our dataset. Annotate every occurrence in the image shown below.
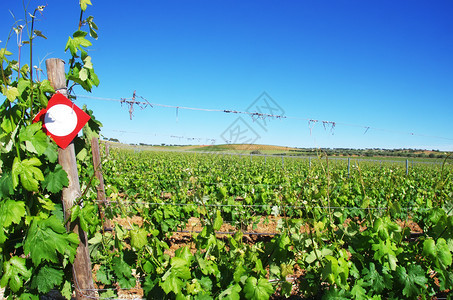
[80,149,453,299]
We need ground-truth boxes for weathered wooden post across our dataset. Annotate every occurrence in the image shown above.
[91,136,111,230]
[348,157,351,177]
[46,58,96,299]
[406,159,409,175]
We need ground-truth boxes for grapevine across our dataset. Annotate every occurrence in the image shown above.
[0,1,100,297]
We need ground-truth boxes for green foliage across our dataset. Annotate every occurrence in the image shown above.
[12,157,44,191]
[0,257,31,293]
[94,150,453,298]
[0,1,100,297]
[24,216,79,266]
[43,164,69,193]
[30,266,64,294]
[243,277,274,300]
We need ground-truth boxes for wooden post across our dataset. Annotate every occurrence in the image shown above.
[348,157,351,177]
[406,159,409,175]
[105,142,109,157]
[91,137,111,230]
[46,58,96,300]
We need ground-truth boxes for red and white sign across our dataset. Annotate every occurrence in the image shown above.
[33,93,90,149]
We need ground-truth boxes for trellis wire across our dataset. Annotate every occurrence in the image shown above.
[76,94,453,142]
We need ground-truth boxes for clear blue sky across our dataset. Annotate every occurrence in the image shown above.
[2,1,452,150]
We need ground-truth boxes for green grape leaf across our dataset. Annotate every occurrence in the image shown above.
[79,68,88,81]
[170,257,191,280]
[73,31,92,47]
[130,228,148,249]
[243,277,274,300]
[371,239,398,271]
[39,79,55,93]
[396,265,427,297]
[436,238,452,268]
[0,256,31,293]
[80,0,92,11]
[112,256,132,279]
[219,284,241,300]
[43,142,59,163]
[350,279,367,300]
[160,273,184,295]
[423,238,452,268]
[89,68,100,86]
[0,172,14,197]
[213,210,223,231]
[17,77,30,95]
[12,157,44,192]
[0,200,25,228]
[43,164,69,193]
[118,276,136,289]
[24,216,79,266]
[423,239,436,257]
[19,122,50,156]
[0,48,12,61]
[2,86,19,102]
[95,266,111,285]
[362,262,388,293]
[31,265,63,294]
[61,280,72,300]
[1,117,13,133]
[65,37,77,56]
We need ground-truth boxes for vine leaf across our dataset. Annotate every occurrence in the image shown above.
[160,255,191,294]
[130,228,148,250]
[371,239,398,271]
[71,204,97,233]
[0,200,26,228]
[12,157,44,192]
[80,0,92,11]
[1,86,19,102]
[43,164,69,193]
[423,238,452,269]
[0,172,14,197]
[0,200,25,244]
[350,279,367,300]
[24,216,79,266]
[43,142,59,163]
[243,277,274,300]
[213,210,223,231]
[361,262,390,293]
[219,284,241,300]
[19,122,49,156]
[396,265,427,297]
[0,256,31,293]
[95,265,112,285]
[65,30,92,56]
[31,265,63,294]
[112,256,135,289]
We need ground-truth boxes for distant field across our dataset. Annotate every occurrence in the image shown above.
[190,143,298,153]
[103,141,450,163]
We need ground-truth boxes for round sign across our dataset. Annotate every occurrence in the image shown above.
[44,104,78,137]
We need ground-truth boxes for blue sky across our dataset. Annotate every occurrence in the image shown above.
[2,1,452,150]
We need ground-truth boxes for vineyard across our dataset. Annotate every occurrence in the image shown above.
[1,1,452,299]
[79,148,453,299]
